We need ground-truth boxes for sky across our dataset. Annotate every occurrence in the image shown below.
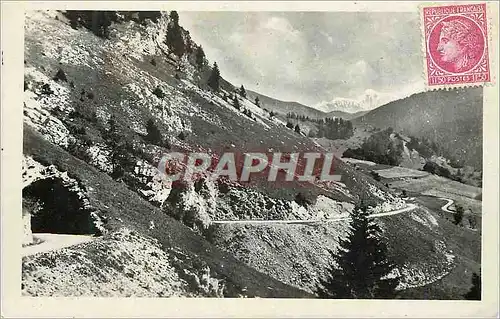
[181,11,426,107]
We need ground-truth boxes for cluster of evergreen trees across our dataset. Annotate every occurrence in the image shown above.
[64,11,116,38]
[422,159,471,184]
[64,11,164,38]
[221,93,255,120]
[285,115,354,140]
[64,10,192,60]
[343,128,403,166]
[422,161,452,179]
[102,115,168,180]
[285,122,301,134]
[406,135,441,159]
[407,135,466,170]
[314,117,354,140]
[286,112,312,121]
[62,9,247,116]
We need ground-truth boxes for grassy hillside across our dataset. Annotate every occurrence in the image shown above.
[22,10,480,299]
[246,89,326,118]
[353,88,483,169]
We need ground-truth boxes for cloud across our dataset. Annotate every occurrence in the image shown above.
[262,16,301,42]
[180,11,424,106]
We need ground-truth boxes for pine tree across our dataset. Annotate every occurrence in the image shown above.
[464,272,481,300]
[254,96,260,107]
[145,118,162,145]
[53,68,67,82]
[165,11,185,58]
[169,10,179,25]
[454,205,465,225]
[90,11,113,38]
[239,85,247,98]
[207,62,220,92]
[105,115,133,179]
[195,46,206,70]
[233,95,241,110]
[66,11,81,29]
[316,204,400,299]
[106,115,121,177]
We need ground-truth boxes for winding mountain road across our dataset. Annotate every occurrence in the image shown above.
[22,233,95,257]
[211,203,418,225]
[23,200,437,255]
[439,197,455,213]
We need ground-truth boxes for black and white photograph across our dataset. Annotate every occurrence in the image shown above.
[1,1,499,318]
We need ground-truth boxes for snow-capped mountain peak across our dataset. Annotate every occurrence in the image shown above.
[315,89,392,114]
[315,84,427,114]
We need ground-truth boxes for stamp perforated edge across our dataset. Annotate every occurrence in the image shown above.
[419,1,497,91]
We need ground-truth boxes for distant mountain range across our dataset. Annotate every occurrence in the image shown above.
[353,88,483,169]
[248,86,482,169]
[314,89,395,114]
[246,89,368,120]
[316,97,369,114]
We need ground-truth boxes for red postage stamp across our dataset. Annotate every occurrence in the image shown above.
[422,3,490,86]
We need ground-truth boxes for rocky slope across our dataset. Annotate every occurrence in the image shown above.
[22,10,480,299]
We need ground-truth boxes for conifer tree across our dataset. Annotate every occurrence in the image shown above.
[255,96,260,107]
[239,85,247,98]
[90,11,113,38]
[195,46,206,70]
[454,205,465,225]
[316,204,400,299]
[145,118,162,145]
[294,124,301,134]
[207,62,220,92]
[105,114,133,179]
[464,272,481,300]
[232,95,241,110]
[165,10,185,58]
[64,11,114,38]
[169,10,179,24]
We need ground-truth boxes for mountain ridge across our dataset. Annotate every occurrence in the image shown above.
[246,89,366,120]
[20,9,481,300]
[353,88,483,169]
